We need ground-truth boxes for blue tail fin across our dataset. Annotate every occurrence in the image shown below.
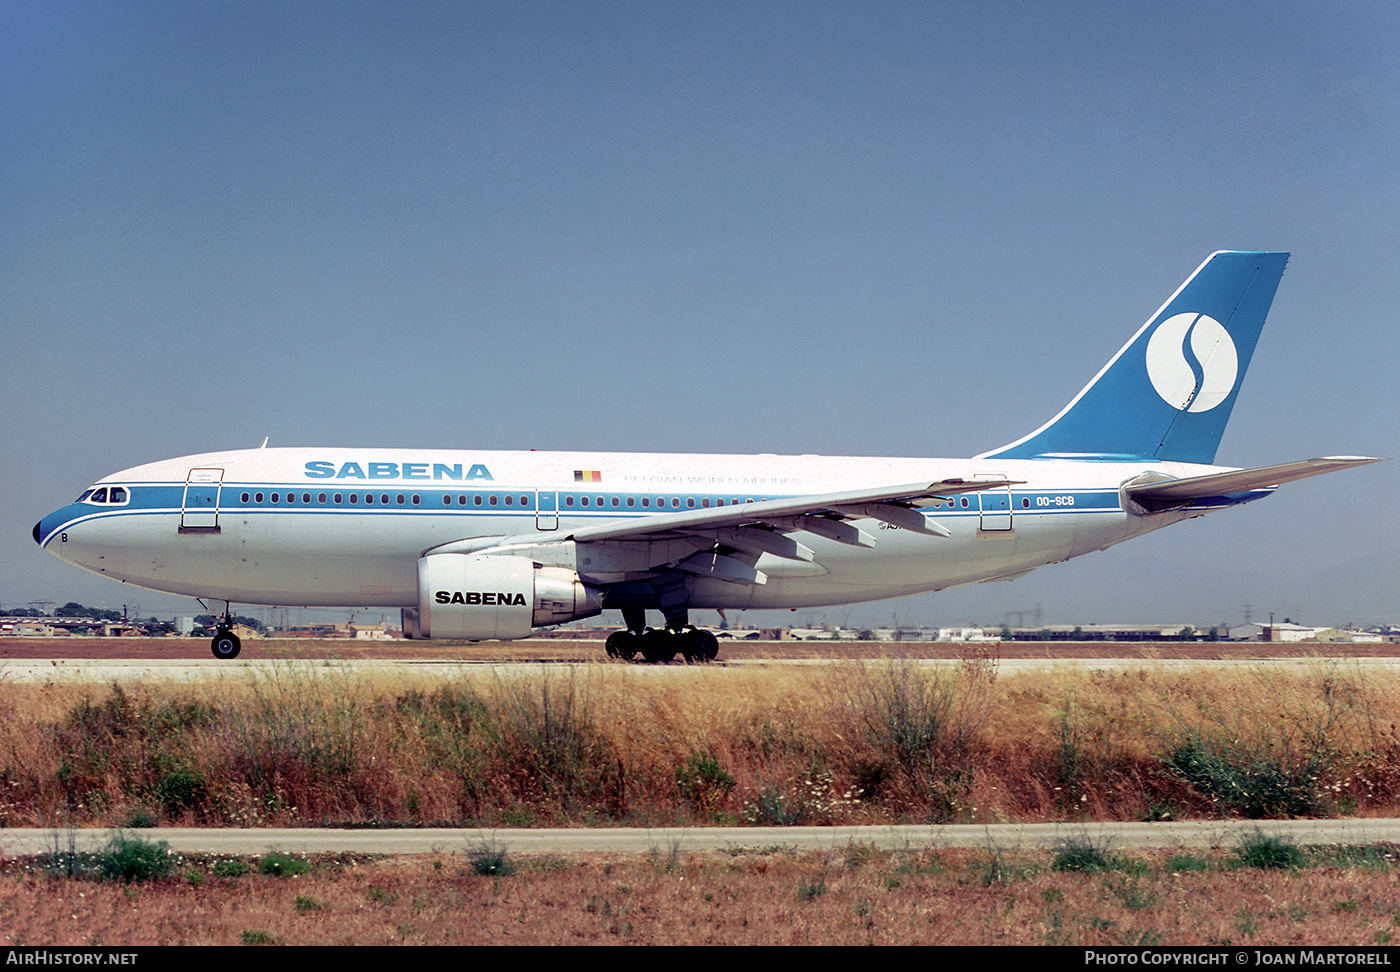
[977,250,1289,464]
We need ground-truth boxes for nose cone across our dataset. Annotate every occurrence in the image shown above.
[34,509,67,550]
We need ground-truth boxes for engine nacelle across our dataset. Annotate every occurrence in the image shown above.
[415,553,603,640]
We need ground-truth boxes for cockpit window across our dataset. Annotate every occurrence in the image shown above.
[76,489,94,503]
[82,486,130,505]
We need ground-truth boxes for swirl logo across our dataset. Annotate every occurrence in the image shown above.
[1144,313,1238,413]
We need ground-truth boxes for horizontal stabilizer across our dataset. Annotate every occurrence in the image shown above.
[1126,456,1381,503]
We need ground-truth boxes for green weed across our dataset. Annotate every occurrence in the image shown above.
[97,832,175,883]
[468,838,515,876]
[212,858,250,877]
[1235,830,1306,869]
[258,852,311,877]
[1052,836,1112,873]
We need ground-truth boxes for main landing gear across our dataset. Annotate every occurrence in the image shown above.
[605,608,720,664]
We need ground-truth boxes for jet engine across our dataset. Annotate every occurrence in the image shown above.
[407,553,603,640]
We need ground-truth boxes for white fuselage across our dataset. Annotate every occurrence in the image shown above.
[36,446,1223,611]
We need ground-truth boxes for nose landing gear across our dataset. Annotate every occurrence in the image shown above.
[200,599,242,660]
[211,627,242,660]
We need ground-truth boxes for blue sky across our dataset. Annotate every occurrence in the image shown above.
[3,1,1396,629]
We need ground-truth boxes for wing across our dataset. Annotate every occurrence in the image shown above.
[429,478,1021,587]
[567,478,1017,544]
[564,478,1020,585]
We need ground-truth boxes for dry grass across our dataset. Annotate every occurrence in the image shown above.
[4,842,1400,945]
[2,657,1398,828]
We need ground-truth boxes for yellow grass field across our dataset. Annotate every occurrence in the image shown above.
[2,653,1398,828]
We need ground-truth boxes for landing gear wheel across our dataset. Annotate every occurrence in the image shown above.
[210,630,241,660]
[689,629,719,663]
[640,629,677,664]
[605,630,639,661]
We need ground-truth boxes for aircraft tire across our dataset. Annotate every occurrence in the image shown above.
[640,629,676,664]
[211,631,242,660]
[689,629,719,663]
[605,630,638,661]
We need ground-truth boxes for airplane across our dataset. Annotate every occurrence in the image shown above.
[33,251,1379,661]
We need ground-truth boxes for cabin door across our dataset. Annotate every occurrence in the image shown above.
[977,477,1013,532]
[180,468,224,532]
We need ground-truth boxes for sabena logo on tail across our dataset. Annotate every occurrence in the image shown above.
[1144,312,1238,413]
[977,250,1289,464]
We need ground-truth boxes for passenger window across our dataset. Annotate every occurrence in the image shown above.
[505,495,513,506]
[687,498,695,508]
[382,494,390,504]
[489,494,498,506]
[565,496,574,507]
[333,494,342,504]
[442,495,451,506]
[627,497,635,507]
[642,498,649,508]
[520,495,530,506]
[581,496,589,507]
[304,493,312,503]
[611,497,620,507]
[473,495,482,506]
[319,493,328,503]
[411,495,420,505]
[241,492,250,503]
[255,493,264,503]
[396,494,405,505]
[271,493,279,503]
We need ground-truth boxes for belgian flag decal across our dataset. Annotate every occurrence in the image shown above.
[573,470,602,483]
